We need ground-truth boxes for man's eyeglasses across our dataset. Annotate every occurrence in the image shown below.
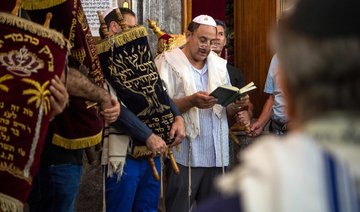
[192,33,217,47]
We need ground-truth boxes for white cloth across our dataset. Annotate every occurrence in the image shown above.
[101,83,130,179]
[156,48,228,140]
[217,114,360,212]
[192,15,217,27]
[156,48,230,167]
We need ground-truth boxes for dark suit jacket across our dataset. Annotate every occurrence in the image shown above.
[227,63,244,88]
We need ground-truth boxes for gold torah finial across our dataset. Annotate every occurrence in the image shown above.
[11,0,21,16]
[147,19,186,54]
[147,19,165,38]
[97,11,110,39]
[115,8,128,31]
[43,12,53,28]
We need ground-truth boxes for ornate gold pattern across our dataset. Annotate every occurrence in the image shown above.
[97,26,148,54]
[77,8,88,32]
[71,48,86,66]
[52,131,103,150]
[21,79,51,115]
[21,0,67,10]
[110,44,170,116]
[130,145,153,158]
[159,34,187,53]
[0,46,45,77]
[147,19,165,37]
[0,12,71,50]
[0,74,14,92]
[147,19,186,54]
[0,192,23,212]
[0,161,32,184]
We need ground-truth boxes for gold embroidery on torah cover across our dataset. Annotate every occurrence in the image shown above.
[24,0,106,150]
[0,12,70,208]
[97,26,175,158]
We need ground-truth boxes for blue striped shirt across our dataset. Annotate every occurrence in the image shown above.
[173,63,230,167]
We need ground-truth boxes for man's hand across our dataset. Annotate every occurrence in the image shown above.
[235,94,250,109]
[146,134,168,156]
[49,75,69,120]
[235,110,251,133]
[190,91,218,109]
[249,121,264,137]
[101,97,120,124]
[98,95,113,111]
[169,116,185,147]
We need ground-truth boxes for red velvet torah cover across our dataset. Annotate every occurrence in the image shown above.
[0,12,70,208]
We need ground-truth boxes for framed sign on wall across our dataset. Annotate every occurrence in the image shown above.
[81,0,118,37]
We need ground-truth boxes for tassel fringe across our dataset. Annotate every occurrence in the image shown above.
[0,12,71,50]
[96,26,148,54]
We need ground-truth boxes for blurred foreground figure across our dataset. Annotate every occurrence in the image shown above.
[197,0,360,211]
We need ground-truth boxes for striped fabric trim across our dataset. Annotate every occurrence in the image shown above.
[324,151,360,212]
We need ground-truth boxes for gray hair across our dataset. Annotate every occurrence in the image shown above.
[276,28,360,122]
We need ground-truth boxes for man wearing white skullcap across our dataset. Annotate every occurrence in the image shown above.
[192,14,217,27]
[156,15,245,212]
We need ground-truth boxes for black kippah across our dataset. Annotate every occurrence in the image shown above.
[288,0,360,38]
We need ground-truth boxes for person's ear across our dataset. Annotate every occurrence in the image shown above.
[109,21,120,34]
[186,30,193,38]
[185,31,192,42]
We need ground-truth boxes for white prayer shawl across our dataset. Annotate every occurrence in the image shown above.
[217,114,360,212]
[101,82,130,179]
[155,48,228,140]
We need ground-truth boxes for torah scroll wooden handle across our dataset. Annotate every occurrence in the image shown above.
[115,8,128,31]
[43,13,53,29]
[148,158,160,181]
[168,149,180,174]
[11,0,21,16]
[97,11,109,39]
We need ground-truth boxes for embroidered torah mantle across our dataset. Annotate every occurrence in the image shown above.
[97,26,175,157]
[0,12,70,208]
[25,0,105,149]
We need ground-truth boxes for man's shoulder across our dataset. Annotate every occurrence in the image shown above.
[226,63,241,74]
[208,51,227,63]
[162,47,182,57]
[226,63,244,88]
[155,48,182,64]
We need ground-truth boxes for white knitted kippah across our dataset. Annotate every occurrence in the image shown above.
[192,15,216,27]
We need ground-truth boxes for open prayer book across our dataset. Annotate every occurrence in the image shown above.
[210,82,257,107]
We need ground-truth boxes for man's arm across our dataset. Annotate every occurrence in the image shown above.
[167,93,181,117]
[114,104,153,142]
[65,67,112,110]
[101,97,120,124]
[166,94,185,146]
[49,75,69,120]
[226,94,251,127]
[114,105,168,154]
[173,91,218,113]
[173,96,195,113]
[249,94,274,136]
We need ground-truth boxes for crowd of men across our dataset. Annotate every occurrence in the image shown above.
[0,0,359,211]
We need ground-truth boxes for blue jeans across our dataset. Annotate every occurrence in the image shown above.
[28,164,83,212]
[106,157,161,212]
